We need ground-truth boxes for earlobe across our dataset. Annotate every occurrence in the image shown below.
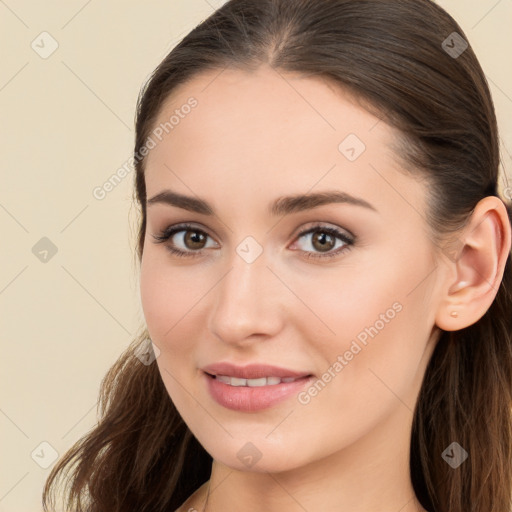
[436,196,511,332]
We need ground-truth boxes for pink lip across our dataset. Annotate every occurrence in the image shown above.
[201,363,314,412]
[201,362,311,380]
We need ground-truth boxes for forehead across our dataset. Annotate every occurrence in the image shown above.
[143,65,425,220]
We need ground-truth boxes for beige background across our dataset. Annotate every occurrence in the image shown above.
[0,1,511,511]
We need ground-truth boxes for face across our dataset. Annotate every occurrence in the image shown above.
[139,65,443,473]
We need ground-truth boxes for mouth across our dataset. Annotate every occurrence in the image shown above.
[204,372,312,387]
[202,370,315,412]
[201,361,313,380]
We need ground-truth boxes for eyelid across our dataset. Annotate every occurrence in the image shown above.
[151,222,216,242]
[292,221,355,241]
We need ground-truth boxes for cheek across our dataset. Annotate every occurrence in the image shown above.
[288,293,430,461]
[140,248,196,339]
[139,248,217,369]
[284,261,410,355]
[291,244,434,397]
[139,251,205,413]
[139,253,171,339]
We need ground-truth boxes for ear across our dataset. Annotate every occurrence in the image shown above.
[436,196,511,331]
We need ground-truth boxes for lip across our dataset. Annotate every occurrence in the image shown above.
[201,362,311,380]
[201,363,314,412]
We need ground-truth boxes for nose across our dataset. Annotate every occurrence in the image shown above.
[207,249,285,346]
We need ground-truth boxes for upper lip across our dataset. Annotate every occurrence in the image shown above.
[202,362,312,380]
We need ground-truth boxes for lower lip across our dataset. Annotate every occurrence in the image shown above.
[203,372,314,412]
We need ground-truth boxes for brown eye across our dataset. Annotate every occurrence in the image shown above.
[183,230,208,250]
[151,223,218,259]
[310,231,336,252]
[292,225,355,260]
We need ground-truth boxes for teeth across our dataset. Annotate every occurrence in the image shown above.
[215,375,233,385]
[245,377,267,387]
[214,375,301,387]
[230,377,248,387]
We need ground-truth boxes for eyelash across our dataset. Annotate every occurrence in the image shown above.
[151,222,355,261]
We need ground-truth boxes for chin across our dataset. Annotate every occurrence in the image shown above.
[200,432,311,474]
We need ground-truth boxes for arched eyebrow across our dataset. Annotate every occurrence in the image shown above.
[147,189,377,216]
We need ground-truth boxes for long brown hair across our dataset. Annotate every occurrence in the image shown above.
[43,1,512,510]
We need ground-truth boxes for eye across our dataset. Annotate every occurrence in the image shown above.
[291,224,354,260]
[151,222,355,260]
[151,223,217,259]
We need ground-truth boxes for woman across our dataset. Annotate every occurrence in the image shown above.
[42,0,512,511]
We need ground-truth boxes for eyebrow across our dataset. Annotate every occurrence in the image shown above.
[146,189,377,216]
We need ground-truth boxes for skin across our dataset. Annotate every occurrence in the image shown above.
[139,64,511,512]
